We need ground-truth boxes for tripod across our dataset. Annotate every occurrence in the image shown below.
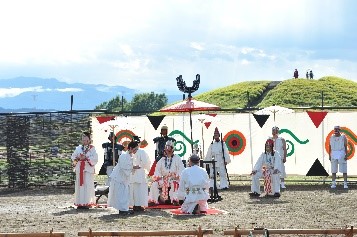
[202,160,222,202]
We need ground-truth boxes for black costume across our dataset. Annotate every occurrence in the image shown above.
[102,142,124,167]
[98,133,124,175]
[153,135,176,162]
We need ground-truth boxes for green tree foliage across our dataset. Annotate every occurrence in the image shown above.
[95,95,129,111]
[128,92,168,115]
[95,92,167,114]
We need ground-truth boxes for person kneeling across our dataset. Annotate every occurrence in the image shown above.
[249,138,282,198]
[177,154,210,214]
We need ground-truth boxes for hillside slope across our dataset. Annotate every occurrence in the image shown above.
[191,76,357,110]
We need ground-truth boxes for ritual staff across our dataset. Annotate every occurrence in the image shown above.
[249,138,282,197]
[204,127,231,190]
[177,154,210,214]
[129,142,151,211]
[108,141,140,215]
[148,140,184,206]
[148,125,176,176]
[71,132,98,209]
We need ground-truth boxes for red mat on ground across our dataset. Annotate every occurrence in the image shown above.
[170,208,225,215]
[146,204,181,209]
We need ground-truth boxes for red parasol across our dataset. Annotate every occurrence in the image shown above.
[160,98,220,152]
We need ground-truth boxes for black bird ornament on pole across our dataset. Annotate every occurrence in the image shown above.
[176,74,200,152]
[176,74,200,99]
[161,74,219,154]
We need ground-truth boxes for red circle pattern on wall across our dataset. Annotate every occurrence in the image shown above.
[223,130,246,156]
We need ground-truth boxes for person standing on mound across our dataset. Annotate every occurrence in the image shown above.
[177,154,210,214]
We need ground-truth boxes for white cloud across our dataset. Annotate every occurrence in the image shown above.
[190,42,205,51]
[0,86,83,98]
[0,87,44,98]
[55,88,83,93]
[0,0,356,95]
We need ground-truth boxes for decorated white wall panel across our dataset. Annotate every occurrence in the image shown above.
[92,112,357,176]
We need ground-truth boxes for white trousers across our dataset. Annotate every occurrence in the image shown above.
[209,165,229,189]
[108,181,130,211]
[105,166,114,186]
[129,182,149,207]
[251,170,280,194]
[148,180,179,203]
[181,200,208,214]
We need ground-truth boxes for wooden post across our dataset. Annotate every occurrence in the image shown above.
[234,227,240,237]
[197,226,203,237]
[346,225,354,237]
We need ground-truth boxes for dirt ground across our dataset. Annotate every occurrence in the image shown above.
[1,180,356,237]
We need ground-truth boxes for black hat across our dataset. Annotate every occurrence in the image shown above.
[108,132,114,139]
[133,136,141,143]
[189,154,200,162]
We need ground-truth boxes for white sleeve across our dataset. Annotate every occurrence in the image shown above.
[253,153,264,171]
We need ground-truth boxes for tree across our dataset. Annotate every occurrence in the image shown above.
[128,92,167,115]
[95,96,129,111]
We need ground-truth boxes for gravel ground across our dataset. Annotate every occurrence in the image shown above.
[1,181,356,237]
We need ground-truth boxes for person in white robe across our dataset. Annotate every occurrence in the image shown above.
[249,138,282,197]
[329,125,348,189]
[129,147,151,211]
[108,141,140,215]
[177,154,210,214]
[272,126,287,188]
[204,127,231,190]
[148,140,185,206]
[71,132,98,209]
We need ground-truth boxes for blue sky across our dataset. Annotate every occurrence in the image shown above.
[0,0,356,96]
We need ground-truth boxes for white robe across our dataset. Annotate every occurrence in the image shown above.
[71,145,98,207]
[251,151,282,195]
[107,152,133,211]
[177,165,210,214]
[129,149,151,207]
[148,154,185,203]
[273,136,286,178]
[204,140,231,189]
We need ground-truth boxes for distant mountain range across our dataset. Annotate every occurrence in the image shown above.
[0,77,183,112]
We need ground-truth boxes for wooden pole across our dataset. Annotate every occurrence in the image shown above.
[224,226,356,236]
[78,228,214,236]
[0,232,65,237]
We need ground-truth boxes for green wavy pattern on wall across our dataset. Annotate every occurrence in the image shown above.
[279,128,309,157]
[169,130,199,157]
